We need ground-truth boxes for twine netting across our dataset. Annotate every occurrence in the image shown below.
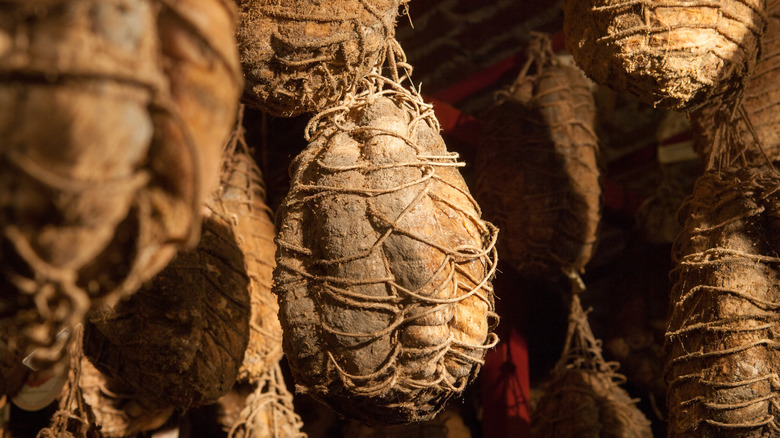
[273,43,498,424]
[0,0,241,372]
[0,0,166,375]
[235,0,402,117]
[665,166,780,437]
[692,6,780,165]
[213,111,284,383]
[697,98,780,174]
[84,205,252,409]
[532,294,653,438]
[209,385,255,434]
[564,0,767,109]
[229,363,306,438]
[476,33,601,282]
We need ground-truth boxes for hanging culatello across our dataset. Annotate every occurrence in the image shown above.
[274,43,499,424]
[83,117,286,410]
[215,117,304,437]
[228,363,306,438]
[0,0,242,372]
[212,111,284,383]
[563,0,767,110]
[665,164,780,437]
[0,0,164,374]
[234,0,404,117]
[82,201,252,409]
[691,5,780,165]
[85,127,266,409]
[83,132,260,408]
[532,294,653,438]
[476,33,601,285]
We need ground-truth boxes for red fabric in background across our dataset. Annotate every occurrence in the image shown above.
[481,327,531,438]
[426,97,649,217]
[433,32,566,106]
[424,95,533,437]
[425,29,664,438]
[425,97,482,147]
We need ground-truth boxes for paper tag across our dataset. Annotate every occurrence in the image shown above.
[12,328,71,412]
[11,363,68,412]
[22,328,71,372]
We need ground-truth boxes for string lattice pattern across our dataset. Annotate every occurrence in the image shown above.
[84,206,252,409]
[564,0,767,109]
[692,6,780,166]
[0,0,241,371]
[532,294,652,438]
[274,47,498,424]
[665,166,780,437]
[229,363,306,438]
[0,0,167,375]
[236,0,402,117]
[214,110,283,383]
[477,33,601,281]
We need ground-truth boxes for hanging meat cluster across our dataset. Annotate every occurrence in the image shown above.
[6,0,780,436]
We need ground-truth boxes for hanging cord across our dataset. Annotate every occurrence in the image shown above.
[555,290,622,381]
[495,32,555,104]
[37,325,93,438]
